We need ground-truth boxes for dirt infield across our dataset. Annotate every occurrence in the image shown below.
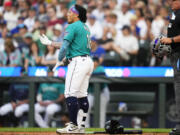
[0,132,169,135]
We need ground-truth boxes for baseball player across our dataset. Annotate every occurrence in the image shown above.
[0,69,29,126]
[40,4,94,133]
[35,68,65,128]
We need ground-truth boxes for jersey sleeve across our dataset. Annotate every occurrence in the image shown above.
[63,24,75,43]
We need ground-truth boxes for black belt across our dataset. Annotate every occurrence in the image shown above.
[68,55,89,61]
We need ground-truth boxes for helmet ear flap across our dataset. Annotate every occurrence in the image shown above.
[105,120,124,134]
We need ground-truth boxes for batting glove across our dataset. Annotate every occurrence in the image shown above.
[39,34,52,45]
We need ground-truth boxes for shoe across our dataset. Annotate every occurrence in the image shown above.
[78,127,85,133]
[56,122,79,133]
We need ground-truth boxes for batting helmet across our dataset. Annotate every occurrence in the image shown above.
[105,120,124,134]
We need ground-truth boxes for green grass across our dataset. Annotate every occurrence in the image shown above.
[0,128,172,133]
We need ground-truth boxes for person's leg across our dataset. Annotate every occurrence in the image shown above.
[14,103,29,118]
[44,103,61,126]
[100,86,110,128]
[0,103,13,116]
[84,94,94,128]
[77,57,94,129]
[34,103,48,128]
[57,57,93,133]
[170,52,180,134]
[57,60,81,133]
[64,60,80,126]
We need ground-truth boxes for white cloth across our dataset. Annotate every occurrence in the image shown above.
[86,86,110,128]
[24,17,36,32]
[86,20,103,39]
[115,34,139,52]
[43,49,59,61]
[3,11,20,30]
[151,17,165,37]
[0,103,29,117]
[65,56,94,98]
[115,11,133,28]
[136,19,148,38]
[35,102,61,128]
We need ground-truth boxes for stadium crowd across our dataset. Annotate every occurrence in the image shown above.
[0,0,174,128]
[0,0,172,70]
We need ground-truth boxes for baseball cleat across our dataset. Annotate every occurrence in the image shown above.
[56,122,79,133]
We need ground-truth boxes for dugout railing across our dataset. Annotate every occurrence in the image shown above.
[0,76,173,128]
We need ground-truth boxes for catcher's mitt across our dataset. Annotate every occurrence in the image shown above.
[151,36,172,58]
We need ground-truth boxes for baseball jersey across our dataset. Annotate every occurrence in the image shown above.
[9,83,29,102]
[64,20,91,59]
[38,83,65,101]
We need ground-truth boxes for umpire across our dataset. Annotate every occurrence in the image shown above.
[161,0,180,134]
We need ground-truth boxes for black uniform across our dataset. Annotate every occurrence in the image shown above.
[168,10,180,130]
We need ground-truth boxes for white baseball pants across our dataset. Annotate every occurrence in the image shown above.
[65,56,94,98]
[0,103,29,117]
[35,102,61,128]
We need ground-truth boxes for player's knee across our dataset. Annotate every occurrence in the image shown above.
[0,108,6,116]
[35,104,41,113]
[14,109,23,117]
[78,97,89,113]
[46,108,55,116]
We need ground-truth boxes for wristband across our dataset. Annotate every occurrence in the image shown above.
[171,37,175,44]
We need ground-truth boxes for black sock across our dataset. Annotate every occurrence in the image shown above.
[66,97,79,125]
[78,97,89,127]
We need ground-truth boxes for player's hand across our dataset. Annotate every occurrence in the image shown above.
[160,37,172,45]
[52,60,65,72]
[39,34,52,45]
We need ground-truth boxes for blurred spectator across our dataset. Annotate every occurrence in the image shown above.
[24,7,37,32]
[100,13,117,43]
[3,1,20,30]
[47,6,64,29]
[86,14,103,40]
[0,68,29,126]
[0,20,8,51]
[52,23,63,42]
[116,1,134,28]
[0,40,22,67]
[114,25,139,66]
[135,8,149,66]
[37,3,49,23]
[85,57,110,128]
[90,36,106,64]
[0,0,175,67]
[35,67,65,127]
[24,42,41,71]
[91,0,105,22]
[13,23,28,45]
[35,25,48,56]
[41,45,58,66]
